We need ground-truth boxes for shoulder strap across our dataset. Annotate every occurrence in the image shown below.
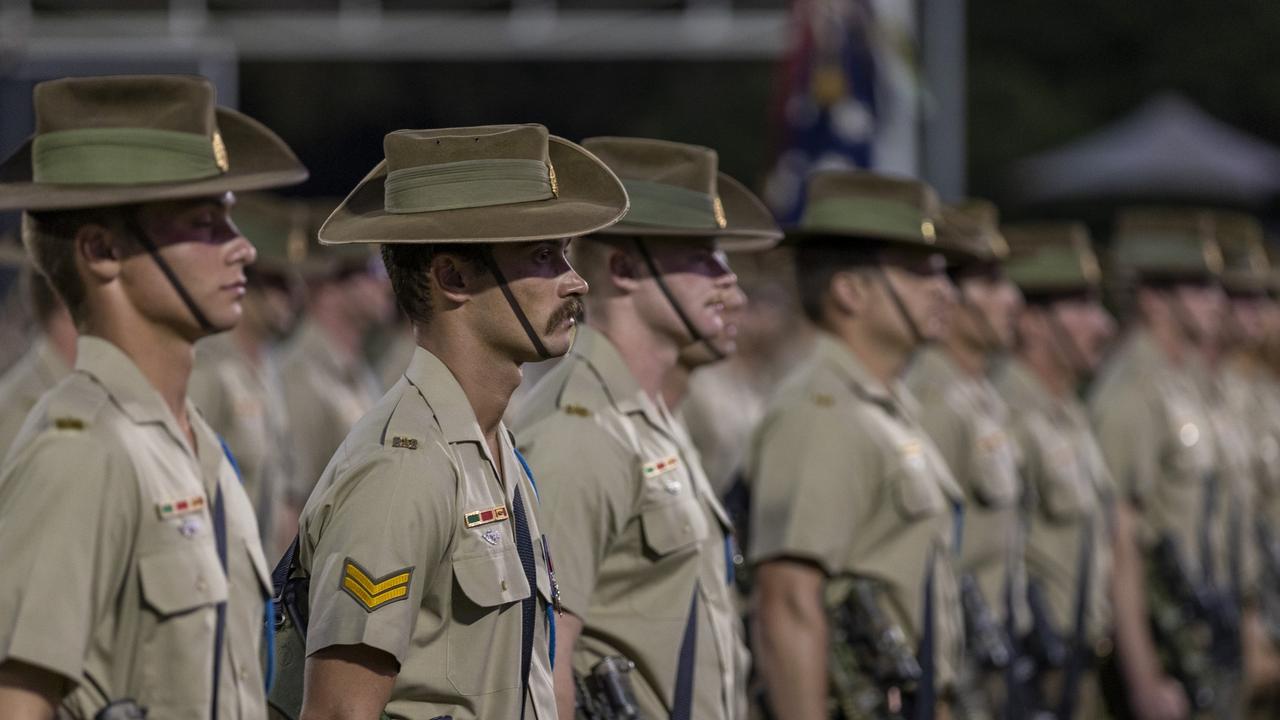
[1058,514,1095,719]
[912,547,937,720]
[209,480,228,720]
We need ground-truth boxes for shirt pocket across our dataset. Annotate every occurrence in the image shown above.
[968,422,1020,507]
[1040,446,1092,522]
[447,546,531,696]
[891,449,946,521]
[137,543,227,710]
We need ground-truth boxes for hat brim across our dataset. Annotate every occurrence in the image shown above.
[595,172,782,252]
[0,107,308,212]
[319,137,628,245]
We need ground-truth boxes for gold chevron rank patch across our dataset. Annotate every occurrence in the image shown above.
[340,559,413,612]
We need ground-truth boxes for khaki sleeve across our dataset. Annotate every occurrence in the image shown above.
[282,369,329,504]
[304,446,454,666]
[0,432,136,684]
[517,417,634,619]
[1090,387,1159,505]
[748,403,874,575]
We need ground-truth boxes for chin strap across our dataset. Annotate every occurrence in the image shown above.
[125,212,217,333]
[957,283,1007,355]
[631,237,726,362]
[1043,303,1092,381]
[478,247,552,360]
[875,264,926,348]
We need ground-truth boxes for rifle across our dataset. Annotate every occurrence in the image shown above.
[1146,534,1215,712]
[828,578,922,720]
[574,656,641,720]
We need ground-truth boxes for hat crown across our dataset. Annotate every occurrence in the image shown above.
[1213,210,1269,289]
[1111,206,1222,278]
[796,170,940,245]
[939,198,1007,261]
[35,75,217,136]
[1003,221,1100,292]
[582,137,719,196]
[383,124,551,172]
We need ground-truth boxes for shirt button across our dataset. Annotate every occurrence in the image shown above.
[501,580,508,591]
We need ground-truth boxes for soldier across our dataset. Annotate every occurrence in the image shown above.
[903,200,1026,717]
[277,218,389,503]
[0,74,306,718]
[995,222,1117,718]
[510,136,781,720]
[0,264,75,458]
[750,170,964,719]
[1202,212,1280,710]
[1088,208,1225,720]
[190,193,306,558]
[277,124,628,719]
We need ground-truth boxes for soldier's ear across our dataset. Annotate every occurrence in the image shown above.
[828,269,867,317]
[607,247,643,293]
[76,223,122,283]
[430,253,471,305]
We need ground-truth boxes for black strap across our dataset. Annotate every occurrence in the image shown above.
[913,548,937,720]
[631,238,726,362]
[209,482,228,720]
[125,213,216,334]
[1200,470,1219,588]
[1058,514,1096,720]
[512,487,538,720]
[479,248,552,360]
[875,266,926,348]
[671,587,699,720]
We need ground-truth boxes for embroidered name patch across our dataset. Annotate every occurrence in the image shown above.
[642,455,680,478]
[465,505,509,528]
[156,495,206,520]
[340,559,412,612]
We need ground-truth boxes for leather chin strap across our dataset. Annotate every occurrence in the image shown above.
[631,238,726,362]
[478,247,552,361]
[875,264,926,348]
[957,285,1006,355]
[125,212,217,334]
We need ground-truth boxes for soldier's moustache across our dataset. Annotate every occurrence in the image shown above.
[546,298,585,333]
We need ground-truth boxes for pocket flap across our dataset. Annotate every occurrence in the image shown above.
[139,546,228,615]
[453,547,531,608]
[641,499,706,556]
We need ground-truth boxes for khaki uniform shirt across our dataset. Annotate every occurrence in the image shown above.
[1192,363,1260,598]
[279,321,382,502]
[1221,363,1280,528]
[748,333,965,689]
[997,361,1114,645]
[0,336,271,719]
[1089,330,1216,571]
[0,336,69,459]
[190,333,291,551]
[511,327,746,720]
[299,347,557,720]
[906,348,1029,631]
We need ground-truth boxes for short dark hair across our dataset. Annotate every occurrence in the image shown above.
[793,239,878,324]
[380,242,487,326]
[22,206,130,325]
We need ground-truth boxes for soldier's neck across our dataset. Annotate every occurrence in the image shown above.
[940,333,988,378]
[1141,317,1188,367]
[661,361,692,411]
[590,313,680,405]
[230,317,268,366]
[419,328,521,446]
[1019,344,1073,399]
[86,311,196,447]
[311,307,364,370]
[837,323,909,389]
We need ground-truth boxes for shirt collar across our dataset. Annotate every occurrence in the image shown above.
[403,345,489,448]
[571,325,670,424]
[812,331,901,411]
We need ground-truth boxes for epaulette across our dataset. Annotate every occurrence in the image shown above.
[381,392,436,451]
[42,375,108,432]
